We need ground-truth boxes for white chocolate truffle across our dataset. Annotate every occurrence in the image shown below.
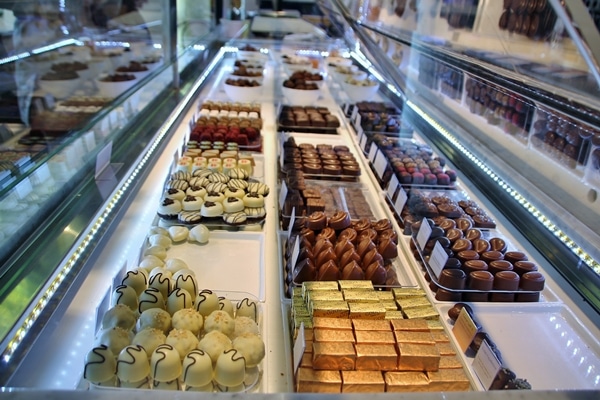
[189,224,210,244]
[132,328,166,357]
[172,308,203,335]
[233,316,259,338]
[164,258,189,274]
[214,349,246,387]
[195,289,219,316]
[95,327,133,356]
[148,226,169,236]
[166,329,199,359]
[204,310,235,338]
[148,233,172,249]
[149,267,172,280]
[151,344,182,382]
[197,330,233,364]
[112,285,138,312]
[121,269,148,296]
[84,345,116,383]
[182,349,213,388]
[148,271,172,300]
[143,245,167,260]
[232,332,265,368]
[235,298,258,321]
[139,255,164,271]
[102,304,137,331]
[139,308,172,334]
[138,287,166,313]
[168,225,189,242]
[173,269,198,297]
[166,288,193,315]
[116,345,150,383]
[218,297,235,317]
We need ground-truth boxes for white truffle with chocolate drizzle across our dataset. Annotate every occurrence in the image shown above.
[166,287,193,315]
[116,345,150,383]
[151,344,182,383]
[214,348,246,387]
[84,345,117,384]
[182,349,213,388]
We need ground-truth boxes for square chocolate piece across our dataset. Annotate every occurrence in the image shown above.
[297,368,341,393]
[341,370,385,393]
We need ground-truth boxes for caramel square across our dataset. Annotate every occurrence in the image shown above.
[384,371,430,392]
[354,343,398,371]
[313,317,353,331]
[354,330,396,345]
[427,368,471,391]
[312,342,356,371]
[393,331,436,346]
[313,328,355,343]
[341,370,385,393]
[397,342,440,372]
[390,318,430,332]
[348,302,386,319]
[296,368,342,393]
[352,319,391,332]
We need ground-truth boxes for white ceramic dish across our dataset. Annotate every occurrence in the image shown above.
[223,80,263,102]
[281,86,320,105]
[96,74,137,98]
[38,77,81,99]
[341,79,380,101]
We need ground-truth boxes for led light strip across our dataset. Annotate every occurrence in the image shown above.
[2,48,225,363]
[407,100,600,275]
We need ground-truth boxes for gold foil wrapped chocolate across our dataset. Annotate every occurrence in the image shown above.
[393,331,436,346]
[312,342,356,371]
[348,302,386,319]
[439,355,464,369]
[312,317,353,331]
[427,368,471,391]
[403,306,439,320]
[341,370,385,393]
[384,371,430,392]
[397,342,440,372]
[384,311,405,320]
[354,343,398,371]
[354,330,396,345]
[342,289,380,303]
[338,280,374,291]
[313,328,355,343]
[296,367,342,393]
[390,318,430,332]
[310,300,349,318]
[352,319,392,332]
[302,281,339,299]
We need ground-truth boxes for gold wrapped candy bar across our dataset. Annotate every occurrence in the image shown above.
[384,311,405,320]
[381,300,399,311]
[342,289,381,303]
[390,318,430,332]
[348,302,386,319]
[393,331,436,346]
[439,355,464,369]
[296,368,342,393]
[303,281,339,299]
[396,296,431,310]
[313,328,355,343]
[352,319,391,332]
[354,343,398,371]
[307,290,345,305]
[354,330,396,345]
[312,342,356,371]
[375,291,395,301]
[430,331,450,343]
[341,370,385,393]
[397,342,440,372]
[310,300,349,318]
[384,371,430,392]
[403,306,439,320]
[436,342,457,356]
[427,368,471,391]
[426,319,444,332]
[392,288,426,299]
[338,280,374,291]
[313,317,353,331]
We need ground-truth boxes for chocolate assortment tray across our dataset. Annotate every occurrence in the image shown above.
[343,101,414,139]
[277,104,341,134]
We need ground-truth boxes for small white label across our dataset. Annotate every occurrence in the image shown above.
[279,180,288,210]
[453,308,479,353]
[343,103,350,115]
[354,113,362,130]
[292,323,306,374]
[473,339,502,390]
[387,174,399,200]
[14,177,33,199]
[83,131,96,153]
[368,144,378,163]
[351,106,358,122]
[290,236,300,274]
[95,142,113,179]
[394,186,408,215]
[33,163,51,182]
[416,218,432,250]
[373,150,388,180]
[287,207,296,240]
[359,131,367,152]
[429,242,449,280]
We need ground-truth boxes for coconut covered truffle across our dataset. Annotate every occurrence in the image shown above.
[204,310,235,338]
[197,330,233,363]
[172,308,203,335]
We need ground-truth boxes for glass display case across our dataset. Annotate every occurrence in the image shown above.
[0,0,599,397]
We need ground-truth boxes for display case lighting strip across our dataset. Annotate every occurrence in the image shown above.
[2,48,225,363]
[407,100,600,275]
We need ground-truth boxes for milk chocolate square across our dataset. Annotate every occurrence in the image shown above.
[394,331,436,346]
[390,318,430,332]
[314,328,355,343]
[354,343,398,371]
[384,371,430,392]
[341,370,385,393]
[352,319,391,332]
[313,317,353,331]
[354,330,396,345]
[296,368,342,393]
[397,342,440,372]
[348,302,386,319]
[427,368,471,391]
[312,342,356,371]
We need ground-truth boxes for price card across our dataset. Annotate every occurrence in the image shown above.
[33,163,51,183]
[387,174,399,200]
[358,130,367,152]
[429,242,449,280]
[292,323,306,374]
[453,308,480,353]
[279,180,288,210]
[368,143,378,164]
[95,141,113,179]
[290,235,300,275]
[415,218,432,250]
[286,207,296,240]
[373,150,388,181]
[354,113,362,130]
[83,131,96,153]
[351,105,359,122]
[343,103,350,116]
[473,339,502,390]
[14,177,33,199]
[393,186,408,215]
